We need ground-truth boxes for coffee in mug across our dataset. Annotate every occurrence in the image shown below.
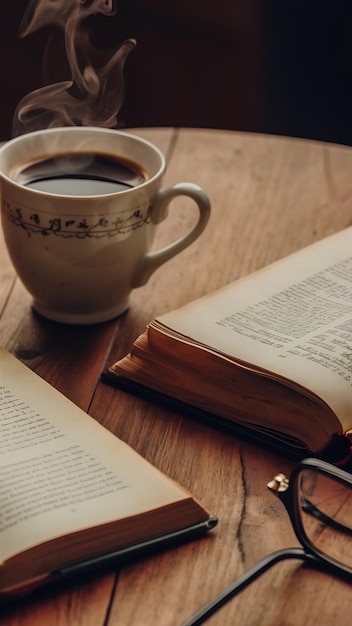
[11,151,149,195]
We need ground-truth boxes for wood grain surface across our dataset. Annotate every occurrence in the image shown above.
[1,128,351,626]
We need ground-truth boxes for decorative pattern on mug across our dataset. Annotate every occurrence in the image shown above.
[2,201,151,239]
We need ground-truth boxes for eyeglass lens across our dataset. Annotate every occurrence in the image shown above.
[299,469,352,569]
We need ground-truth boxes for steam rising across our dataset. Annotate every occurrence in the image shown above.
[12,0,136,136]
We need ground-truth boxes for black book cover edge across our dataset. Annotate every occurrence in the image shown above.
[0,518,217,603]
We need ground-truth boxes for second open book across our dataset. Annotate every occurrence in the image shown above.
[105,227,352,458]
[0,349,216,600]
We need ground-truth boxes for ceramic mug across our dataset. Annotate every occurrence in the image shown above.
[0,127,210,324]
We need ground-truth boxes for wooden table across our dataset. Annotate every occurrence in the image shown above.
[1,129,351,626]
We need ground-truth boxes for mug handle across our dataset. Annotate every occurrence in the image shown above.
[131,182,211,287]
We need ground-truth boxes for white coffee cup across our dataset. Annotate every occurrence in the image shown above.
[0,127,210,324]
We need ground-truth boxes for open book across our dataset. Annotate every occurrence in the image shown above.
[0,348,216,600]
[105,228,352,459]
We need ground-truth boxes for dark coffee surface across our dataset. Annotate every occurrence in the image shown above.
[14,152,148,196]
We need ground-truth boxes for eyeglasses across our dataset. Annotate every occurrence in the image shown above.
[184,458,352,626]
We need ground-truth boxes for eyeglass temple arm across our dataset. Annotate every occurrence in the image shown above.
[183,547,316,626]
[301,498,352,536]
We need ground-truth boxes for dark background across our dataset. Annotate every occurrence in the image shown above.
[1,0,352,145]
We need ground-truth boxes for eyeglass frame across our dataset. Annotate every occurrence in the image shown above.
[184,457,352,626]
[270,457,352,575]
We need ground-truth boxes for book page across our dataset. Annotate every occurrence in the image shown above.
[0,348,191,563]
[157,228,352,428]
